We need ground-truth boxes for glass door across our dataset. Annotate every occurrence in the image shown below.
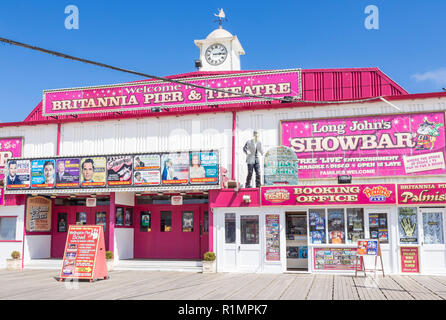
[237,214,262,272]
[419,208,446,274]
[286,212,308,270]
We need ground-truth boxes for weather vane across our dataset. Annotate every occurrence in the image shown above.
[214,8,227,28]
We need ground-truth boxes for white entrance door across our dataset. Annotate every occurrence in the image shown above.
[237,214,262,272]
[418,208,446,274]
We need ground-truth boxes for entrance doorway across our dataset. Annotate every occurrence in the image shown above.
[51,205,110,258]
[286,212,308,270]
[134,204,209,260]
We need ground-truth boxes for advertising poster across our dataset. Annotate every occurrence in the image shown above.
[161,153,189,185]
[80,157,106,187]
[314,248,359,270]
[55,158,80,188]
[6,159,30,189]
[31,159,55,188]
[265,214,280,261]
[0,138,22,181]
[133,154,161,185]
[263,146,298,185]
[262,184,396,206]
[400,247,420,273]
[60,225,107,280]
[357,239,378,256]
[106,155,133,186]
[398,207,418,244]
[26,196,52,232]
[115,207,124,226]
[189,151,219,184]
[281,112,446,179]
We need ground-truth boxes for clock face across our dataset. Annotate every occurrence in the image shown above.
[205,43,228,66]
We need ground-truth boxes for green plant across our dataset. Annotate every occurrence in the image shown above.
[203,252,216,261]
[11,251,20,260]
[105,251,114,260]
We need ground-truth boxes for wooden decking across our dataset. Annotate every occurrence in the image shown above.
[0,269,445,300]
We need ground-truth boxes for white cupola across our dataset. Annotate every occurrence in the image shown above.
[194,9,245,71]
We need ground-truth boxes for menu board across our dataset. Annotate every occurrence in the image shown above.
[60,225,108,280]
[313,248,359,270]
[25,196,52,232]
[6,150,219,191]
[400,247,420,273]
[265,214,280,261]
[357,239,378,256]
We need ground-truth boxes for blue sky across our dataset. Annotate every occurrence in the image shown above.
[0,1,445,122]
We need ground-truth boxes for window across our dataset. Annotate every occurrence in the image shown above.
[398,207,418,244]
[309,209,326,244]
[327,209,345,244]
[346,208,364,244]
[160,211,172,232]
[76,212,87,225]
[57,213,67,232]
[241,215,259,244]
[225,213,235,244]
[423,212,444,244]
[182,211,194,232]
[203,211,209,233]
[0,217,17,240]
[140,211,151,232]
[369,213,388,243]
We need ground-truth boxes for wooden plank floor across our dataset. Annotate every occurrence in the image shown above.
[1,269,446,300]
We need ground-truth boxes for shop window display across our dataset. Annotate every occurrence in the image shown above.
[96,212,106,232]
[140,211,151,232]
[346,208,364,244]
[76,212,87,225]
[423,212,444,244]
[398,207,418,244]
[241,215,259,245]
[327,209,345,244]
[369,213,388,243]
[57,213,67,232]
[182,211,194,232]
[309,209,326,244]
[203,211,209,233]
[160,211,172,232]
[225,213,235,244]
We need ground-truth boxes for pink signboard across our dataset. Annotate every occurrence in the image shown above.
[43,69,301,116]
[261,184,396,206]
[0,138,22,180]
[281,112,446,179]
[398,183,446,205]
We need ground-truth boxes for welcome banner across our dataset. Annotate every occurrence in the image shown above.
[43,69,302,116]
[281,112,446,179]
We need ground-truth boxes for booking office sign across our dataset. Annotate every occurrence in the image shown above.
[264,145,298,185]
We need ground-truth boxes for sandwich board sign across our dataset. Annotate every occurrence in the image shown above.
[355,239,384,277]
[59,225,108,282]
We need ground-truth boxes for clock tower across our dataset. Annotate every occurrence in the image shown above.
[194,11,245,71]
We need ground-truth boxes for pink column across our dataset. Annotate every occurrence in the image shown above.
[56,123,61,156]
[108,192,116,252]
[231,111,236,180]
[209,208,214,253]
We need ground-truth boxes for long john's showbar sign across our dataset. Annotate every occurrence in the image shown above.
[42,69,301,116]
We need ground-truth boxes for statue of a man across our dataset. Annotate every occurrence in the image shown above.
[243,130,264,188]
